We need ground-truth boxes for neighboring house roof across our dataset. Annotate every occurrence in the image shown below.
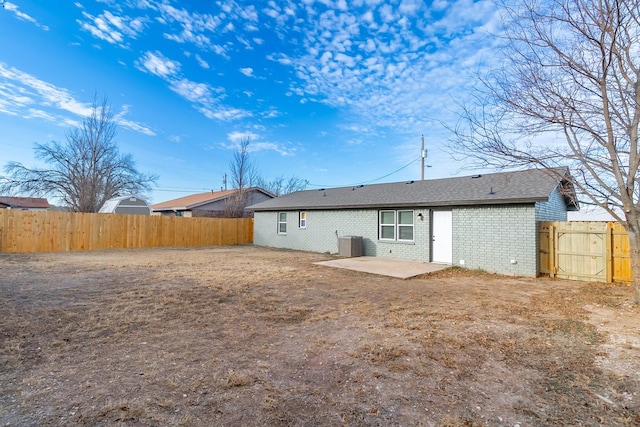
[248,168,578,211]
[0,196,50,209]
[151,187,273,211]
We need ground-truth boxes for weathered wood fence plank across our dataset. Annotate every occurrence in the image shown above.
[0,210,253,253]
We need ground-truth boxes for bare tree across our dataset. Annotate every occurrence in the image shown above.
[451,0,640,302]
[229,137,258,191]
[224,138,307,217]
[224,138,258,217]
[0,95,156,212]
[256,175,308,197]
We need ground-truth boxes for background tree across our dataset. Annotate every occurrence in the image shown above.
[224,137,258,217]
[225,138,307,217]
[451,0,640,302]
[256,175,308,197]
[0,95,156,212]
[229,137,259,191]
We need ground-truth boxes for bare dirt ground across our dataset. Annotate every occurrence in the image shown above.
[1,246,639,426]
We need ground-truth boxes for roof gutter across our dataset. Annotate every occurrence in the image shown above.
[249,197,549,211]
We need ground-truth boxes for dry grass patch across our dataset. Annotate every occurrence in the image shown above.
[1,246,639,426]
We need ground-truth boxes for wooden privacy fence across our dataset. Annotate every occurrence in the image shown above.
[539,221,632,284]
[0,209,253,253]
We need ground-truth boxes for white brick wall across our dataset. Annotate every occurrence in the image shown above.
[453,204,538,276]
[254,209,431,261]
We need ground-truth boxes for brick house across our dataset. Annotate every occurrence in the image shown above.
[248,168,578,276]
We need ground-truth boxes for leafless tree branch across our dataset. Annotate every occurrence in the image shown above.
[0,94,157,212]
[449,0,640,302]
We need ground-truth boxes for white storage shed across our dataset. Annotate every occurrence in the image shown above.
[99,195,151,215]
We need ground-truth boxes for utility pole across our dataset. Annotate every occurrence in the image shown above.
[421,135,427,181]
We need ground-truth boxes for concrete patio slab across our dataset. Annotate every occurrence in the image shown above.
[314,256,450,279]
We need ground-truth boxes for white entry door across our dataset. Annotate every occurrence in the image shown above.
[432,210,452,264]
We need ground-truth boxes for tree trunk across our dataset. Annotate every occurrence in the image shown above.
[626,220,640,304]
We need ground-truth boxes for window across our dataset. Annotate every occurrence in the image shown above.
[379,210,414,241]
[380,210,396,240]
[278,212,287,234]
[299,211,307,229]
[398,210,414,241]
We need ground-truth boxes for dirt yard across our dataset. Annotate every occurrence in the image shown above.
[1,246,639,426]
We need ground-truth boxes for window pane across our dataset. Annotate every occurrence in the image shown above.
[380,211,395,224]
[279,223,287,233]
[398,210,413,224]
[381,225,395,239]
[398,225,413,241]
[279,212,287,222]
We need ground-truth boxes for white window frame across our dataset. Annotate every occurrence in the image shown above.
[278,212,287,235]
[379,209,414,242]
[299,211,307,229]
[397,210,414,242]
[379,210,396,241]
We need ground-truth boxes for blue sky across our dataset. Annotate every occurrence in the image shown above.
[0,0,506,205]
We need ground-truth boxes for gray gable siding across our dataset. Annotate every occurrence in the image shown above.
[194,190,273,213]
[114,206,151,215]
[193,199,229,212]
[535,187,569,221]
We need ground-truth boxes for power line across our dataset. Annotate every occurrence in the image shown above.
[153,155,423,193]
[307,156,422,188]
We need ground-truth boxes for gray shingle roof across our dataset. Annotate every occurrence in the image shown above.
[248,167,577,211]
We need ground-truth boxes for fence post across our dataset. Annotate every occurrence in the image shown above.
[606,223,613,283]
[549,223,556,278]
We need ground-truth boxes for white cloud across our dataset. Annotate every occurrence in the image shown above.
[136,51,181,77]
[0,62,154,135]
[169,79,213,103]
[261,0,499,138]
[399,0,424,15]
[68,0,502,138]
[4,2,49,31]
[239,67,254,77]
[224,132,292,156]
[252,141,294,156]
[77,10,144,47]
[195,54,210,69]
[204,107,252,121]
[227,131,259,143]
[114,105,155,136]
